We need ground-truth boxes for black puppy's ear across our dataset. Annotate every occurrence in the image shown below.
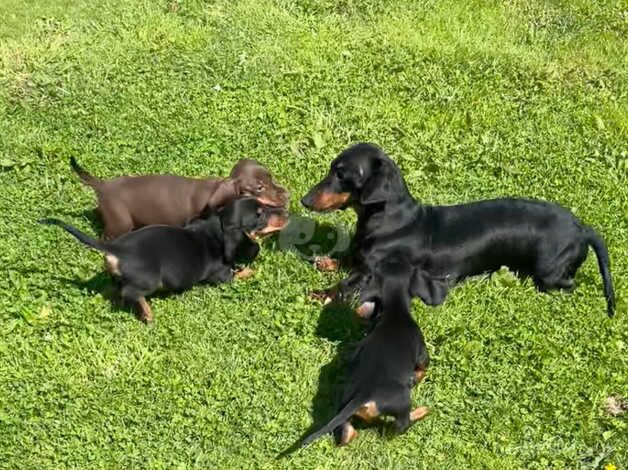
[223,230,260,265]
[410,269,449,306]
[360,158,392,205]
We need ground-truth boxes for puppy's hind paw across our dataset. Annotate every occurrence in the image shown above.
[337,423,358,446]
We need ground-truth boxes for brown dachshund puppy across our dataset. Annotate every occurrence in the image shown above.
[70,157,289,239]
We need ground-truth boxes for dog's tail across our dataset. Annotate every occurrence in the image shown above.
[39,218,105,252]
[586,227,615,317]
[299,396,364,448]
[70,156,101,188]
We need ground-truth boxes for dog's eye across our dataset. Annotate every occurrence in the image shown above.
[256,184,264,192]
[335,168,345,180]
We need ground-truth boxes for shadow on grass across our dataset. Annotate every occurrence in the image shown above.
[48,268,240,323]
[50,271,139,321]
[45,208,104,236]
[278,301,366,458]
[50,271,177,322]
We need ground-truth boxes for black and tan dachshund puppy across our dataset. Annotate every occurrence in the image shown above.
[300,254,430,448]
[41,198,288,322]
[302,143,615,317]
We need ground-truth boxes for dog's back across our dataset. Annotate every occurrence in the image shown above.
[300,255,429,447]
[348,257,424,393]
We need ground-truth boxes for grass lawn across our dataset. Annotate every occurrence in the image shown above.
[1,0,627,468]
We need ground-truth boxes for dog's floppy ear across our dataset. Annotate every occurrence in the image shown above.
[223,230,260,265]
[360,157,392,205]
[410,269,449,306]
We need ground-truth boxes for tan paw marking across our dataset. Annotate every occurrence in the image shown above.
[314,256,339,272]
[234,267,255,279]
[410,406,430,422]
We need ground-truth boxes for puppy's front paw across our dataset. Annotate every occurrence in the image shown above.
[234,267,255,280]
[137,298,154,324]
[409,406,430,422]
[308,288,336,304]
[314,256,339,272]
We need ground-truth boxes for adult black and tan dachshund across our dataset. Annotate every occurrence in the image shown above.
[301,143,615,317]
[300,253,430,448]
[41,198,288,322]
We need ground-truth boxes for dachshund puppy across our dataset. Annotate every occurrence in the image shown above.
[302,143,615,317]
[71,157,289,239]
[41,198,288,323]
[300,254,430,448]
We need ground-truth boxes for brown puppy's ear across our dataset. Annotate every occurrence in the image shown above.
[359,158,392,205]
[208,179,239,209]
[230,159,260,178]
[410,269,449,306]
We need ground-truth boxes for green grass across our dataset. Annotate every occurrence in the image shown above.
[1,0,627,468]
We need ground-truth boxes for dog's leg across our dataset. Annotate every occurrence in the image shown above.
[137,297,154,324]
[354,401,379,423]
[379,390,414,434]
[534,243,580,293]
[390,404,429,435]
[120,284,154,323]
[413,366,427,386]
[100,202,134,239]
[392,409,412,434]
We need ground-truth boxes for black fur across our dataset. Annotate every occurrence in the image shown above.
[302,143,615,317]
[300,254,429,448]
[41,198,287,322]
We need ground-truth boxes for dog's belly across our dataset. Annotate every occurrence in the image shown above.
[425,235,540,280]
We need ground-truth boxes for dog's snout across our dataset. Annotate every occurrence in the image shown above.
[301,191,315,209]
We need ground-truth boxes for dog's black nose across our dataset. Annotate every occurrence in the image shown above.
[301,192,314,209]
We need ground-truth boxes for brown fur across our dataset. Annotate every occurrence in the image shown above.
[71,157,289,239]
[309,191,350,211]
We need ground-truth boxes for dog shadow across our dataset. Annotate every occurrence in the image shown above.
[50,272,137,319]
[50,271,173,321]
[47,208,103,235]
[278,301,367,457]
